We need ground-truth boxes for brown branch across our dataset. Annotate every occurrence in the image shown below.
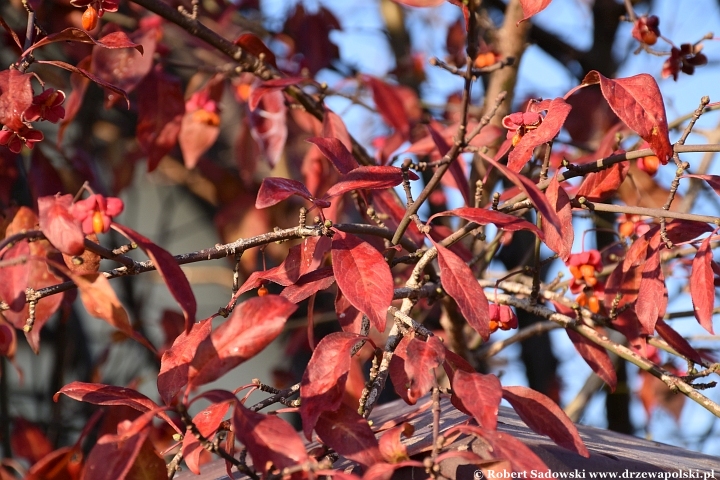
[573,200,720,225]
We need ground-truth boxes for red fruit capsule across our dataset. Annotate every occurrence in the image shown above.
[82,6,99,31]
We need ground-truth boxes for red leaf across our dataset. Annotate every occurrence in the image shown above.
[25,446,82,480]
[434,241,490,341]
[69,272,155,352]
[335,288,364,334]
[518,0,553,23]
[388,335,414,405]
[665,220,713,245]
[450,370,501,430]
[363,76,410,138]
[113,224,197,332]
[37,194,84,256]
[233,402,309,474]
[54,381,178,430]
[325,166,417,199]
[183,400,232,474]
[502,385,589,457]
[442,344,476,383]
[566,329,616,391]
[234,34,277,69]
[37,60,129,108]
[508,98,572,172]
[189,296,297,388]
[300,332,367,439]
[11,418,53,465]
[256,177,313,209]
[686,174,720,197]
[481,154,562,236]
[691,234,715,334]
[265,236,330,285]
[232,237,331,301]
[0,318,16,360]
[82,426,149,480]
[582,72,672,164]
[157,317,212,405]
[404,336,445,404]
[0,242,30,315]
[91,27,156,108]
[58,56,91,144]
[315,404,382,468]
[323,108,353,151]
[378,423,414,463]
[576,162,629,202]
[0,69,33,131]
[283,5,340,75]
[23,28,143,56]
[331,230,393,332]
[307,137,358,174]
[655,319,704,365]
[635,242,666,334]
[249,77,303,111]
[543,173,573,261]
[459,426,554,475]
[280,267,336,303]
[136,67,185,172]
[178,110,221,170]
[249,89,287,167]
[2,208,62,352]
[428,207,543,238]
[427,122,470,205]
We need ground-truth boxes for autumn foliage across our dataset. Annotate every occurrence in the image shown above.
[1,0,719,479]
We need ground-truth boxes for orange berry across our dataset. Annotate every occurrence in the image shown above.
[82,6,99,31]
[257,285,268,297]
[638,155,660,176]
[192,109,221,127]
[474,52,496,69]
[92,210,104,234]
[489,319,500,333]
[641,31,658,46]
[576,292,588,308]
[619,220,635,238]
[579,264,597,281]
[235,83,252,102]
[568,265,583,281]
[587,295,600,313]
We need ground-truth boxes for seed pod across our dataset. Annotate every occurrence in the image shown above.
[82,6,98,31]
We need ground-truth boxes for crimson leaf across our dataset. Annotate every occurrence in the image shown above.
[113,224,197,333]
[300,332,367,439]
[691,234,715,334]
[582,71,673,164]
[188,296,297,388]
[233,403,309,475]
[451,370,501,430]
[502,385,590,457]
[434,241,490,341]
[331,230,393,332]
[315,404,382,468]
[324,166,418,199]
